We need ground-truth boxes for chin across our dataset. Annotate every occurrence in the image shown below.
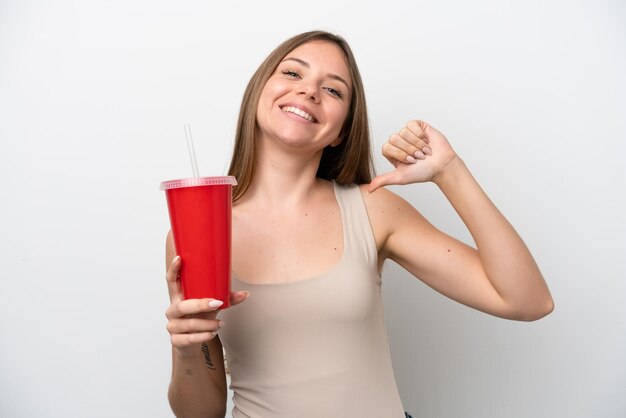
[277,136,317,149]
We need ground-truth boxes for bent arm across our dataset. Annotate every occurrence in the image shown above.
[368,120,553,321]
[366,160,553,321]
[166,232,228,418]
[431,158,553,320]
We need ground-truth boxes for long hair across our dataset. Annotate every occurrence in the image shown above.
[227,31,374,202]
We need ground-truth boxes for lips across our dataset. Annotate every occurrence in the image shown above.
[279,105,318,123]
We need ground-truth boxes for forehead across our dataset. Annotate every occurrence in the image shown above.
[283,40,351,83]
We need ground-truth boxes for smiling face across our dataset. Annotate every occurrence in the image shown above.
[255,40,352,152]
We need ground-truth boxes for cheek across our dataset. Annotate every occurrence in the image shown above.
[331,105,350,131]
[258,82,287,115]
[261,78,287,99]
[258,84,272,106]
[257,84,277,117]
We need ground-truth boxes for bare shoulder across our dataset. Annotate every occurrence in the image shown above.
[358,184,410,211]
[358,184,426,222]
[358,184,431,254]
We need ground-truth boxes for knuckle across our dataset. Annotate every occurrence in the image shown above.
[395,151,407,160]
[171,334,183,347]
[406,143,419,153]
[187,317,199,332]
[172,302,183,318]
[167,319,181,334]
[406,121,422,135]
[187,333,201,345]
[387,135,399,146]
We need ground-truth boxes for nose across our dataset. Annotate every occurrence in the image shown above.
[298,82,320,103]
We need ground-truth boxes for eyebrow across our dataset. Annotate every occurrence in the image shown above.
[281,57,351,91]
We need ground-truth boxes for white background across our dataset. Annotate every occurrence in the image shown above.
[1,1,625,417]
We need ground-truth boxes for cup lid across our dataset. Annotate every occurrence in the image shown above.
[159,176,238,190]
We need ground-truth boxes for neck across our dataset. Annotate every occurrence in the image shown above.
[241,136,328,209]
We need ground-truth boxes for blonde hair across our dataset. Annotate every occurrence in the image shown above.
[228,31,374,202]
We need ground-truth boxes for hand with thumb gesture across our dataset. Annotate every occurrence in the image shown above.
[368,120,458,192]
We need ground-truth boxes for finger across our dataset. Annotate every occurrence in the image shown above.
[166,298,224,320]
[167,317,224,335]
[368,170,404,193]
[406,120,429,141]
[230,291,250,307]
[171,331,217,348]
[382,142,416,165]
[165,256,183,303]
[387,134,421,161]
[408,120,440,156]
[397,128,430,159]
[407,120,440,155]
[389,131,430,160]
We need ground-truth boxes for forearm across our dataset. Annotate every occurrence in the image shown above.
[169,339,227,418]
[434,158,553,319]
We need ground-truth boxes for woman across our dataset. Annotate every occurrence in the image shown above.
[164,31,554,418]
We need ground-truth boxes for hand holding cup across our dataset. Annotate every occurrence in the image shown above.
[165,255,248,355]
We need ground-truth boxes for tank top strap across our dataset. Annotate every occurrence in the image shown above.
[333,181,378,269]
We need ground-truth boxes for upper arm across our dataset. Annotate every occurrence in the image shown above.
[362,186,510,317]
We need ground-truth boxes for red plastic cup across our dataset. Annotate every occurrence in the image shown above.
[160,176,237,307]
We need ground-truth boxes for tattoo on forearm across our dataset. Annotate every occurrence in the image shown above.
[201,342,216,370]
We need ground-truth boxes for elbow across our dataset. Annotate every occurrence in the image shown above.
[516,297,555,322]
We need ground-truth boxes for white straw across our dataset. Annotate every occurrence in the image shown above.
[184,124,200,178]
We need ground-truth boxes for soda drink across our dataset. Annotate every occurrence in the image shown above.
[160,176,237,307]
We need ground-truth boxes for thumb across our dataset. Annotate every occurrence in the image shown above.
[368,170,402,193]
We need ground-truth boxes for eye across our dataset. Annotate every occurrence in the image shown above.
[324,87,343,99]
[281,69,301,79]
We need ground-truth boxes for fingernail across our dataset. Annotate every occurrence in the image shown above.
[218,320,226,328]
[211,331,219,337]
[208,300,224,308]
[414,151,425,160]
[422,146,432,155]
[405,155,417,163]
[172,255,180,263]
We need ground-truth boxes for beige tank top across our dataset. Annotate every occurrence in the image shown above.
[219,182,405,418]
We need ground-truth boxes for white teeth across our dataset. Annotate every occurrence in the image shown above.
[282,106,315,122]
